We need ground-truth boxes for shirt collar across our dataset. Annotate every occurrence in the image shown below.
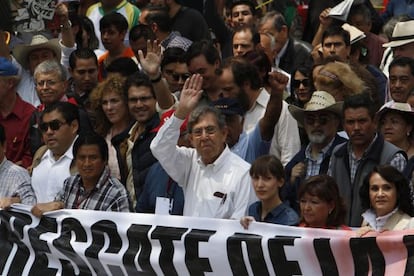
[305,136,336,160]
[348,133,378,160]
[197,145,231,170]
[42,135,78,162]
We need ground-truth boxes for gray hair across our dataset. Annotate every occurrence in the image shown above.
[188,105,226,133]
[34,60,66,81]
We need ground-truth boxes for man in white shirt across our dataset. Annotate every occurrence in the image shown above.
[151,74,254,219]
[31,102,79,203]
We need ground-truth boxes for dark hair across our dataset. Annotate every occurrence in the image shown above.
[187,105,226,133]
[123,71,155,98]
[69,48,98,70]
[348,3,372,25]
[106,57,139,77]
[100,12,128,33]
[322,25,351,47]
[161,47,187,70]
[231,0,256,16]
[129,24,155,42]
[360,165,414,216]
[221,56,262,90]
[389,57,414,76]
[232,25,261,46]
[144,6,172,33]
[243,49,271,86]
[41,102,80,130]
[291,64,314,93]
[186,40,220,66]
[298,175,347,227]
[250,155,284,180]
[76,16,99,50]
[0,124,5,145]
[73,134,109,161]
[342,92,376,119]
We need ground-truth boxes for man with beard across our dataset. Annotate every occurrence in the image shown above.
[217,57,300,166]
[283,91,347,212]
[329,93,407,227]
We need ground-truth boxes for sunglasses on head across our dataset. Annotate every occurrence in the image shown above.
[172,73,191,82]
[292,79,310,89]
[39,119,67,132]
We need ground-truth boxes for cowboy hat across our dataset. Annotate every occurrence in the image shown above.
[376,101,414,120]
[12,34,61,69]
[383,20,414,48]
[288,91,343,127]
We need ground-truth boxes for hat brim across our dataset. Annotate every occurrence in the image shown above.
[288,102,343,127]
[376,107,414,121]
[12,38,61,69]
[383,38,414,48]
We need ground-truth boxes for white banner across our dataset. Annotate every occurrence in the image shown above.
[1,206,414,275]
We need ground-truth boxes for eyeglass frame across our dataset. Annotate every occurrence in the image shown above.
[39,119,68,132]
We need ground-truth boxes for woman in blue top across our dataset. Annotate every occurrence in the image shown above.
[240,155,299,229]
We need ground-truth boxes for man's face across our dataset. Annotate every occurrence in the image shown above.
[393,42,414,59]
[130,37,147,57]
[35,71,67,106]
[76,144,107,185]
[343,107,377,148]
[303,111,339,145]
[389,65,414,103]
[260,33,276,61]
[127,85,157,123]
[259,18,287,54]
[348,14,371,34]
[231,4,254,28]
[189,112,227,164]
[101,25,126,51]
[70,58,98,94]
[232,29,254,56]
[41,110,78,157]
[28,48,55,74]
[162,62,190,92]
[322,35,350,61]
[188,55,219,90]
[218,68,251,111]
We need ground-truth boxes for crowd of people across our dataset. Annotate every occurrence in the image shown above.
[1,0,414,235]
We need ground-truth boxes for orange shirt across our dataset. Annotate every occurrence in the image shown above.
[97,47,135,81]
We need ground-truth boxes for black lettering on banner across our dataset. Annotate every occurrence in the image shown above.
[151,226,188,276]
[227,233,269,276]
[123,224,155,275]
[28,216,59,274]
[84,220,122,275]
[313,238,338,276]
[53,217,92,275]
[268,236,302,276]
[350,237,385,276]
[184,229,215,275]
[403,235,414,276]
[0,210,32,274]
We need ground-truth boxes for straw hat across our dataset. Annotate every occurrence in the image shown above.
[376,101,414,120]
[12,34,61,69]
[288,91,343,127]
[383,21,414,48]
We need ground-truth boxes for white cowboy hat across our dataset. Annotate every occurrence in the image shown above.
[377,101,414,119]
[12,34,61,69]
[383,20,414,48]
[288,91,343,127]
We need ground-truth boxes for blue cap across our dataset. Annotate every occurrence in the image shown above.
[0,57,18,76]
[213,97,245,116]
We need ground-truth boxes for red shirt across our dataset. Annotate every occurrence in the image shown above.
[0,95,35,168]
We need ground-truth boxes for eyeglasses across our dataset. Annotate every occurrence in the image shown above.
[39,119,67,132]
[304,114,333,126]
[172,73,191,82]
[191,126,218,137]
[36,79,61,88]
[292,79,310,89]
[128,95,154,103]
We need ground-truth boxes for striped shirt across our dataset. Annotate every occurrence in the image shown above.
[56,166,130,212]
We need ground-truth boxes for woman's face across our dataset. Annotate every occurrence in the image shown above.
[380,112,412,146]
[252,173,283,202]
[300,193,334,227]
[369,172,398,217]
[101,91,128,125]
[293,71,312,103]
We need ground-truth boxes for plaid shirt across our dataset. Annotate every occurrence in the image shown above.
[0,158,36,205]
[56,167,130,212]
[348,134,407,183]
[305,138,335,178]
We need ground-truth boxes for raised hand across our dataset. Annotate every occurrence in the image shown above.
[175,74,203,119]
[138,39,162,78]
[268,70,289,95]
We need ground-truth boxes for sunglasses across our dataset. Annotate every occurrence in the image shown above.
[292,79,310,89]
[39,119,67,132]
[172,73,191,82]
[304,115,332,126]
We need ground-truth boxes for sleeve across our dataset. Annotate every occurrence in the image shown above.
[59,40,76,68]
[230,170,254,220]
[150,114,193,187]
[15,170,37,205]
